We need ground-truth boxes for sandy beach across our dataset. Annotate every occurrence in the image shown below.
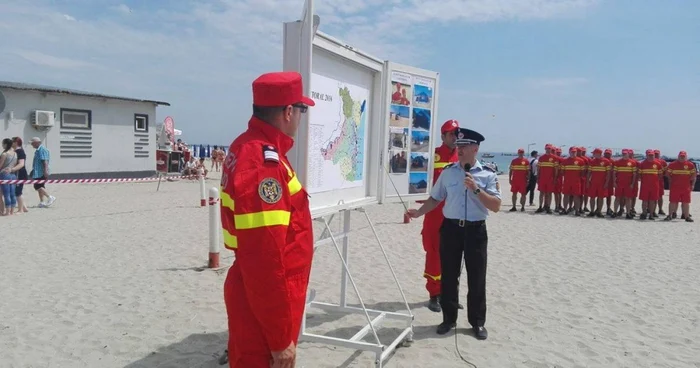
[1,172,699,368]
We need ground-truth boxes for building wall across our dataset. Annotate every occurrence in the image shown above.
[0,89,158,178]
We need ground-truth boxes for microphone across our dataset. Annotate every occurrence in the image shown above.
[463,163,471,173]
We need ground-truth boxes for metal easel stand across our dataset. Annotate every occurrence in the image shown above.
[299,208,414,368]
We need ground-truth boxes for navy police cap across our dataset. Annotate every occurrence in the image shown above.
[455,128,485,146]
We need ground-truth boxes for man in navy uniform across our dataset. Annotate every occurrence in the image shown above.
[407,127,501,340]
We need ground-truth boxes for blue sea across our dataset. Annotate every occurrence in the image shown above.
[478,151,522,173]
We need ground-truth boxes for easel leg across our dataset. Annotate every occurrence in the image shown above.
[156,173,163,191]
[339,210,350,308]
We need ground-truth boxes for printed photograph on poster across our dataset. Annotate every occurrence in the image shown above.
[389,127,409,150]
[409,172,428,194]
[389,105,410,128]
[412,84,433,109]
[410,152,430,172]
[411,130,430,153]
[389,149,408,173]
[390,81,412,106]
[412,107,431,132]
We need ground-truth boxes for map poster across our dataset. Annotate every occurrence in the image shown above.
[306,73,368,194]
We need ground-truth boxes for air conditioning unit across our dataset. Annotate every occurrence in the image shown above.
[32,110,55,127]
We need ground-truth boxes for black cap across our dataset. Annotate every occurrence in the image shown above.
[455,128,485,146]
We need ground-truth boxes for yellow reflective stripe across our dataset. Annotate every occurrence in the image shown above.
[510,166,528,170]
[434,162,449,169]
[423,272,441,281]
[639,169,659,174]
[220,188,234,210]
[223,228,238,249]
[288,175,302,195]
[669,170,693,175]
[538,162,555,167]
[589,167,607,171]
[234,210,291,229]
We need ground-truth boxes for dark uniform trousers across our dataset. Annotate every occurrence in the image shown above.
[439,218,488,327]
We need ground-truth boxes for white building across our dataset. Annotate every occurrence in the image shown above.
[0,81,169,178]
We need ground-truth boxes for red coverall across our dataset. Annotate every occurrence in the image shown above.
[420,144,457,297]
[560,156,583,196]
[221,117,313,367]
[638,159,661,201]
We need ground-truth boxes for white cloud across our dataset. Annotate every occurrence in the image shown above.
[0,0,599,143]
[526,77,589,88]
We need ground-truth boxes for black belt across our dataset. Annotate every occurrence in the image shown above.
[444,218,485,227]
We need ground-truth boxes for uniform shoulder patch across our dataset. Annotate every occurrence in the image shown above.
[262,145,279,163]
[258,177,283,204]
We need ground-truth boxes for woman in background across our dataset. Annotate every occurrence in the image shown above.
[0,138,18,215]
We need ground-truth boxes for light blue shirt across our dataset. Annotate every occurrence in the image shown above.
[430,160,501,221]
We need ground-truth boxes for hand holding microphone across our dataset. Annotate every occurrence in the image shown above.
[463,163,478,191]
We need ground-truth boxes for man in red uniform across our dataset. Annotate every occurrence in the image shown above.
[665,151,695,222]
[586,148,610,218]
[603,148,615,215]
[220,71,315,368]
[509,148,530,212]
[637,149,662,220]
[612,149,637,219]
[576,147,591,212]
[560,147,584,215]
[421,119,459,312]
[628,149,639,216]
[536,144,558,214]
[653,149,667,216]
[553,146,565,212]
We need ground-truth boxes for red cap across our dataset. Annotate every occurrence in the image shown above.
[252,72,315,107]
[679,150,687,157]
[645,149,654,155]
[604,148,612,154]
[593,148,602,154]
[629,149,634,155]
[654,149,660,154]
[517,148,525,153]
[441,120,459,133]
[580,147,587,152]
[569,146,576,152]
[545,143,552,148]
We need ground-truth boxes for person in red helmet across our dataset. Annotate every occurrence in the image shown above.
[653,149,667,216]
[421,119,460,312]
[586,148,611,217]
[665,151,695,222]
[603,149,615,216]
[509,148,529,212]
[535,144,558,214]
[220,71,315,368]
[637,149,662,219]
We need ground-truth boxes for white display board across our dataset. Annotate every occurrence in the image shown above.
[283,27,384,218]
[378,62,441,204]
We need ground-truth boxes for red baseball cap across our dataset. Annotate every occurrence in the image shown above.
[580,147,587,152]
[629,149,635,155]
[569,146,576,152]
[654,149,660,154]
[679,150,687,157]
[517,148,525,153]
[545,143,552,148]
[441,119,459,133]
[604,148,612,154]
[645,149,654,155]
[593,148,602,154]
[252,71,315,107]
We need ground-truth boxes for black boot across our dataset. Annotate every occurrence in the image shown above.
[428,296,441,313]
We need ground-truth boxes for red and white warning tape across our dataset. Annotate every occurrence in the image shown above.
[0,175,203,185]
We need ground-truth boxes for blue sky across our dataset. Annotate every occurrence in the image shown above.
[1,0,698,155]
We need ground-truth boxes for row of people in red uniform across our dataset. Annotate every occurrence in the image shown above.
[509,144,696,221]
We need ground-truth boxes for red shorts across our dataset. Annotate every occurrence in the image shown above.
[554,178,563,194]
[562,180,582,196]
[615,185,635,198]
[638,184,660,201]
[511,180,527,194]
[538,178,555,193]
[587,185,607,198]
[669,189,692,203]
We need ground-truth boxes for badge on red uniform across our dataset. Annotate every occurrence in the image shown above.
[263,145,279,163]
[259,177,283,204]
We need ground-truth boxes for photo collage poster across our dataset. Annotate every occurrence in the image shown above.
[387,71,435,195]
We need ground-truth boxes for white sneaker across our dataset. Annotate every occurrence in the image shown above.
[38,202,46,208]
[45,196,56,207]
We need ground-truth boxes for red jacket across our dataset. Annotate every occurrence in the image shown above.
[220,117,313,351]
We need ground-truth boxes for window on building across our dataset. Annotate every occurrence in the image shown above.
[134,114,148,132]
[60,108,92,129]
